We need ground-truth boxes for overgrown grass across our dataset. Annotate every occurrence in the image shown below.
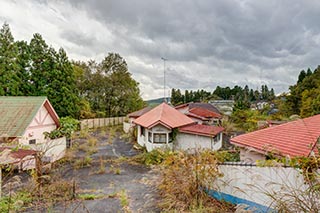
[78,193,104,200]
[88,137,97,147]
[79,128,89,138]
[73,156,92,169]
[132,148,174,166]
[119,189,130,211]
[0,190,33,212]
[152,149,235,212]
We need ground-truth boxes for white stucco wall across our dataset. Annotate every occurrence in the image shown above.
[123,122,131,133]
[137,125,146,147]
[175,132,222,152]
[28,137,66,162]
[239,147,265,162]
[215,164,308,209]
[20,105,57,145]
[137,124,174,152]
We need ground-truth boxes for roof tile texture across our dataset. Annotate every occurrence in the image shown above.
[133,103,194,129]
[230,114,320,157]
[179,124,224,137]
[188,107,222,119]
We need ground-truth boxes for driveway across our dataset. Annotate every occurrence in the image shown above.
[52,128,160,213]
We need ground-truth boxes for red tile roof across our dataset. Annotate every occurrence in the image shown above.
[230,114,320,157]
[11,149,37,159]
[179,124,224,137]
[0,147,37,164]
[133,103,195,129]
[188,107,222,119]
[128,106,152,118]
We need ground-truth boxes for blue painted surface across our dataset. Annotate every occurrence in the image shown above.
[207,190,276,213]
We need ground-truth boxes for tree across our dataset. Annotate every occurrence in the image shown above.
[29,33,53,96]
[45,48,80,117]
[297,70,306,83]
[16,40,32,95]
[73,53,144,117]
[0,23,19,95]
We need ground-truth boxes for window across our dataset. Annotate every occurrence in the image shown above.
[29,139,36,144]
[148,132,152,142]
[169,132,174,142]
[214,133,221,143]
[141,126,145,136]
[153,133,167,144]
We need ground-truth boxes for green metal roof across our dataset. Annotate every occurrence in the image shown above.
[0,96,48,137]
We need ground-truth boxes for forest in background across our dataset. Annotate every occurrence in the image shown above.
[0,23,144,118]
[171,85,275,110]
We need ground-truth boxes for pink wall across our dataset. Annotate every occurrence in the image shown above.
[20,104,58,145]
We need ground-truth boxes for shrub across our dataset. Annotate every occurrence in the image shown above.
[133,148,174,166]
[157,150,233,212]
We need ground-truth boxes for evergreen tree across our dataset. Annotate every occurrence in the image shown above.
[0,23,19,95]
[16,40,32,95]
[29,33,53,95]
[46,48,80,117]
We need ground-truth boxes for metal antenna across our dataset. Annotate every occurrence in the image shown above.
[161,57,168,102]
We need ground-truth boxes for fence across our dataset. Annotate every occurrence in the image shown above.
[208,163,310,212]
[80,117,126,129]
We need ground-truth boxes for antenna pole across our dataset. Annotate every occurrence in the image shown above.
[161,57,168,102]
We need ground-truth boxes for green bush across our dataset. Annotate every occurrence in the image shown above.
[134,148,175,166]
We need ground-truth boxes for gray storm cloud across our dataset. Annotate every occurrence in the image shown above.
[1,0,320,99]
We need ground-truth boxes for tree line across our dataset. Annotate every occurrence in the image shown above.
[283,66,320,118]
[171,85,275,109]
[0,23,144,118]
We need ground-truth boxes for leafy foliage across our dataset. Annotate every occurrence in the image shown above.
[285,66,320,117]
[44,116,79,139]
[73,53,145,117]
[230,108,269,132]
[133,148,174,166]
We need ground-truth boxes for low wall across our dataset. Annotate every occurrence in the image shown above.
[123,122,131,133]
[209,163,309,211]
[21,137,67,170]
[80,117,125,129]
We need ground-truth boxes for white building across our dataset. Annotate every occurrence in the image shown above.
[134,103,224,152]
[0,96,66,168]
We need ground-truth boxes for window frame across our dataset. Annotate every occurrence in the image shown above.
[153,133,167,144]
[29,139,36,145]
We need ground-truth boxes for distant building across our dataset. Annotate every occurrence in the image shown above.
[210,100,234,116]
[175,102,222,125]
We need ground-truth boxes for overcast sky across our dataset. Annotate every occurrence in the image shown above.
[1,0,320,100]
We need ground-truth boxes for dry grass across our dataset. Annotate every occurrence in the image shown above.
[157,150,234,212]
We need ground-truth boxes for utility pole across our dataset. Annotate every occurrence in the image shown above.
[161,57,168,102]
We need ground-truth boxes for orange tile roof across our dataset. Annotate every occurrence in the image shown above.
[179,124,224,137]
[230,114,320,157]
[133,103,195,129]
[188,107,222,119]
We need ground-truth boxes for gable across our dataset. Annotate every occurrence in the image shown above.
[29,104,57,128]
[0,97,59,137]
